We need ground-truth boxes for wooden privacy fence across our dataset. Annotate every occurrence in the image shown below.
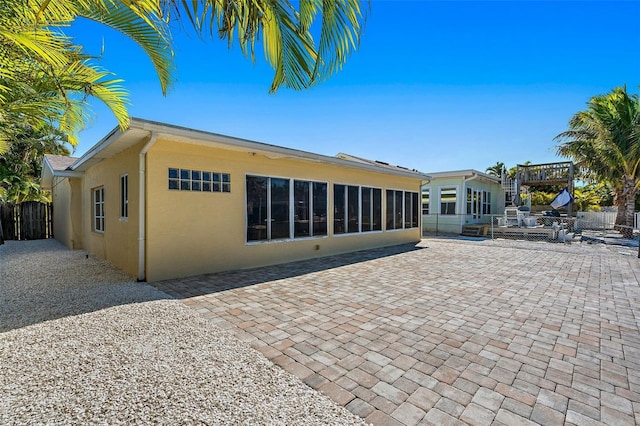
[0,202,53,241]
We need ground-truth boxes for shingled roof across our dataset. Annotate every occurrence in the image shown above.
[44,154,78,171]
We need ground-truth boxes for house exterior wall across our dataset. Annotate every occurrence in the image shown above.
[51,176,71,247]
[80,142,143,276]
[144,139,422,281]
[422,176,503,234]
[51,176,83,249]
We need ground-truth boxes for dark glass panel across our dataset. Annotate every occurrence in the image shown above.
[294,180,310,238]
[270,178,290,239]
[334,185,346,234]
[246,176,268,241]
[313,182,327,236]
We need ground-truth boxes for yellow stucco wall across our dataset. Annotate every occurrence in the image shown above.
[80,142,142,277]
[145,139,422,281]
[51,176,72,248]
[51,177,83,249]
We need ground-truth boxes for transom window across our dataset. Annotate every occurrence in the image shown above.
[93,187,104,233]
[168,168,230,192]
[386,189,419,230]
[246,176,327,242]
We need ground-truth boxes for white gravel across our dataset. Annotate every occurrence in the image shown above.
[0,239,366,425]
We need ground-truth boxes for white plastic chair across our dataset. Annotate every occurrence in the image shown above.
[504,207,521,227]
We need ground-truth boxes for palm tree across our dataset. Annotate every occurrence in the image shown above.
[169,0,366,92]
[555,86,640,227]
[485,161,505,178]
[0,1,174,152]
[0,1,366,154]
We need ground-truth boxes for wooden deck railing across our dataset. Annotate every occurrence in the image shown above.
[517,162,573,186]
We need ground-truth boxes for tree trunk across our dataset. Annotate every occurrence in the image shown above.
[614,188,625,225]
[624,176,636,228]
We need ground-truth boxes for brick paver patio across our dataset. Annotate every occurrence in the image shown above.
[154,239,640,425]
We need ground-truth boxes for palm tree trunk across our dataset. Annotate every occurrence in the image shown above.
[615,188,626,225]
[624,176,636,228]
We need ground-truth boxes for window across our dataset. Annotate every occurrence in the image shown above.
[412,192,419,227]
[386,189,419,230]
[294,180,310,238]
[246,176,327,242]
[440,188,457,215]
[120,174,128,219]
[466,188,491,217]
[361,187,382,232]
[246,176,267,241]
[313,182,328,236]
[334,184,382,234]
[270,178,290,239]
[168,168,230,192]
[483,191,491,215]
[421,188,430,215]
[334,184,359,234]
[93,187,104,233]
[294,180,329,238]
[334,185,346,234]
[348,185,359,233]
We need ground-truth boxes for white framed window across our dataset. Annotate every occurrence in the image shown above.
[168,168,230,192]
[421,188,430,215]
[466,188,491,218]
[246,175,328,242]
[93,187,105,233]
[483,191,491,215]
[120,174,128,219]
[440,187,457,215]
[386,189,419,230]
[361,186,383,232]
[334,184,382,235]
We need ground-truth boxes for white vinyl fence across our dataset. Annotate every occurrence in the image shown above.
[576,211,617,231]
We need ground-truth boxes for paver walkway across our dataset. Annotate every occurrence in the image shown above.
[154,239,640,425]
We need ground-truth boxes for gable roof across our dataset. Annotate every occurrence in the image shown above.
[41,154,82,190]
[46,118,431,181]
[45,154,78,171]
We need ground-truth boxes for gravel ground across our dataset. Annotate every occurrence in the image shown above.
[0,239,365,425]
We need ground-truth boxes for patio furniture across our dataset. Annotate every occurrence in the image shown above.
[504,207,521,227]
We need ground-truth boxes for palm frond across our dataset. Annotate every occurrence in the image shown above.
[76,0,175,95]
[176,0,366,92]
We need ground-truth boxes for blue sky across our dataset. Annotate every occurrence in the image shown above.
[69,1,639,174]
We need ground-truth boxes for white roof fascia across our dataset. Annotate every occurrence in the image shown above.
[134,119,431,180]
[53,170,83,178]
[74,118,431,181]
[69,126,124,172]
[428,169,499,182]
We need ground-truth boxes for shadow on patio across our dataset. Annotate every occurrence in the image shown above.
[153,242,427,299]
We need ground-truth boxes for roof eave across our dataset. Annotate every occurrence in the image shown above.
[427,169,499,182]
[72,118,431,181]
[41,156,83,190]
[70,126,124,172]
